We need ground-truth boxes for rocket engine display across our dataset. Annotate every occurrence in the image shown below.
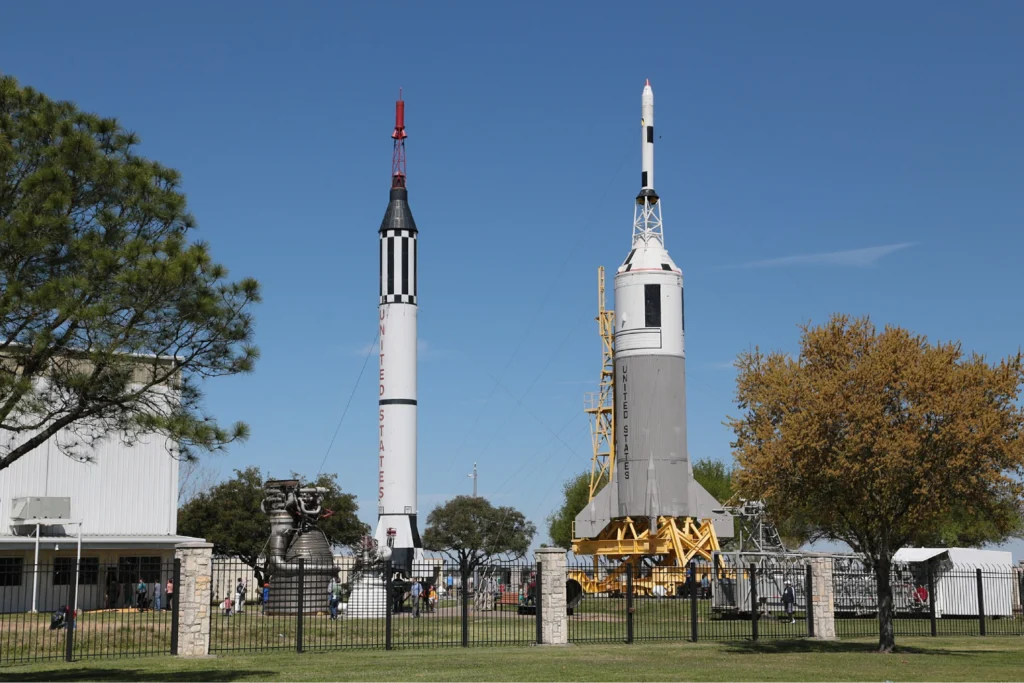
[373,91,424,574]
[260,479,337,614]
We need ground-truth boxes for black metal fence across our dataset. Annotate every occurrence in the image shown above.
[833,562,1024,639]
[208,557,540,653]
[0,558,179,667]
[567,558,815,644]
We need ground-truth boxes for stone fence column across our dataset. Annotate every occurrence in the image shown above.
[175,541,214,656]
[536,547,568,645]
[809,557,837,640]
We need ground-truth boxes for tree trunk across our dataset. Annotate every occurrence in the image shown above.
[876,556,895,652]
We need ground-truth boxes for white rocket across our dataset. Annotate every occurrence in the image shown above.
[374,92,424,571]
[611,79,696,522]
[574,80,737,540]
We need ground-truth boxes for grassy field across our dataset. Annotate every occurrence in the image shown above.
[3,637,1024,681]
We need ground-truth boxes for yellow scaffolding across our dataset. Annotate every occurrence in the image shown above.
[584,266,615,501]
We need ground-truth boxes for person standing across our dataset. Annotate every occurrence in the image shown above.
[136,578,148,612]
[328,576,339,620]
[235,577,246,614]
[153,580,162,612]
[165,578,174,612]
[701,574,711,600]
[409,579,422,618]
[782,580,796,624]
[262,583,270,616]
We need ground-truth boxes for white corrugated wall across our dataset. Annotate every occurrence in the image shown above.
[0,418,180,536]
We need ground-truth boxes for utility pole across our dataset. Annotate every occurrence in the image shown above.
[468,462,477,497]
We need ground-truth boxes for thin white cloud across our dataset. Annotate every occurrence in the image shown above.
[734,242,914,269]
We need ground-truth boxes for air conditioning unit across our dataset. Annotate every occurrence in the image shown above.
[10,497,72,521]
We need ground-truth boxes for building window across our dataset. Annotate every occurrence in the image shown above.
[117,556,164,583]
[0,557,24,587]
[644,284,661,328]
[54,557,100,586]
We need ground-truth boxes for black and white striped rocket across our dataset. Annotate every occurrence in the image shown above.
[374,92,423,572]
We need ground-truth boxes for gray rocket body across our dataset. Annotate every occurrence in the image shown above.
[614,354,694,519]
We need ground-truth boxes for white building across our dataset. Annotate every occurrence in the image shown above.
[892,547,1019,617]
[0,354,203,612]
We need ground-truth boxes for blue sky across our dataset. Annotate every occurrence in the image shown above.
[3,2,1023,558]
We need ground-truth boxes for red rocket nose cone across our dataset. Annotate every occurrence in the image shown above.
[645,78,650,86]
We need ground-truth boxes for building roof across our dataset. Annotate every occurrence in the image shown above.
[893,548,949,563]
[893,547,1014,567]
[0,534,204,550]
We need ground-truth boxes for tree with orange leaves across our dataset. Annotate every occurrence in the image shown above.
[728,314,1024,652]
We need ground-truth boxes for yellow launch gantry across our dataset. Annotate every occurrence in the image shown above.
[571,268,721,595]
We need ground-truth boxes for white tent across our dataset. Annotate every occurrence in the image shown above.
[893,547,1015,617]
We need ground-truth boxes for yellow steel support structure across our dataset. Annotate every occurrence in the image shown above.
[572,268,721,594]
[584,266,615,500]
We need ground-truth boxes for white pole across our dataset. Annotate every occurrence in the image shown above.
[74,523,82,614]
[31,523,40,613]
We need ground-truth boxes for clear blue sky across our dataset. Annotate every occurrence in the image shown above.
[3,2,1023,558]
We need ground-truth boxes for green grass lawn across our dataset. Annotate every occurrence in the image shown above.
[3,637,1024,681]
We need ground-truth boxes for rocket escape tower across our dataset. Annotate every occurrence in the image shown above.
[391,89,407,189]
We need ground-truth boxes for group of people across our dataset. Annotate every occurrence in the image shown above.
[221,577,270,616]
[104,577,174,611]
[405,579,439,617]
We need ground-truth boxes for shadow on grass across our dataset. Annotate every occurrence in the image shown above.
[3,668,270,682]
[721,640,997,657]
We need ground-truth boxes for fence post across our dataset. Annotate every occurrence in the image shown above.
[749,564,759,642]
[64,561,79,662]
[384,561,393,651]
[805,564,814,638]
[296,558,305,654]
[625,563,634,644]
[808,558,836,640]
[535,561,543,645]
[690,561,699,642]
[976,568,986,636]
[171,558,181,655]
[928,565,937,637]
[173,542,213,657]
[535,547,567,645]
[461,565,469,648]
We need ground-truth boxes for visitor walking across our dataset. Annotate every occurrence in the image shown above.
[165,578,174,612]
[235,577,246,613]
[328,576,340,620]
[782,580,796,624]
[262,583,270,616]
[136,578,148,612]
[410,579,422,618]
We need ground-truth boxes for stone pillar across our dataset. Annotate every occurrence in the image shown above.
[809,557,837,640]
[175,541,214,657]
[536,547,568,645]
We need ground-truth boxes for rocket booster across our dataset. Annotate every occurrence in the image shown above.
[374,91,423,572]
